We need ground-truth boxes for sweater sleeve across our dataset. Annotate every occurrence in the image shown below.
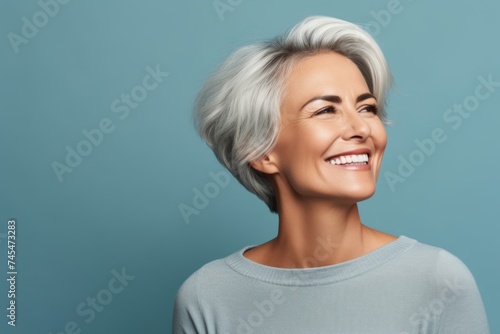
[435,249,490,334]
[172,270,208,334]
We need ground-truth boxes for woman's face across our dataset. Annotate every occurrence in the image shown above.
[260,51,387,205]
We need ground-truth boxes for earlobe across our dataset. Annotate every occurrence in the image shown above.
[250,154,280,175]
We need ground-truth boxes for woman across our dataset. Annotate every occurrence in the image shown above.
[173,16,489,333]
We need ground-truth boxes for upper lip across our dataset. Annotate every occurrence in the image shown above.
[325,148,371,161]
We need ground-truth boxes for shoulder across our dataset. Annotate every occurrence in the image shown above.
[386,236,484,298]
[175,258,228,301]
[404,238,490,332]
[431,244,481,298]
[403,238,476,280]
[174,247,248,304]
[172,249,246,333]
[399,238,486,312]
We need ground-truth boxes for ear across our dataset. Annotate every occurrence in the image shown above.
[250,153,280,175]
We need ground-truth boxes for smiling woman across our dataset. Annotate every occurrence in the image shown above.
[250,52,387,215]
[173,16,490,333]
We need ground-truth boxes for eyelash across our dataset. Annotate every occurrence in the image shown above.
[314,106,336,115]
[314,104,379,116]
[361,104,379,115]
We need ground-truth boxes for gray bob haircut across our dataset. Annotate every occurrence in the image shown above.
[193,15,392,213]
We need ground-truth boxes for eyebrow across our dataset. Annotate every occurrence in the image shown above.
[300,93,377,110]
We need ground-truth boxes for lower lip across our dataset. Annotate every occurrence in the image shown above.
[326,161,371,171]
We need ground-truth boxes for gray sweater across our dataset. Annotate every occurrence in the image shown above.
[173,236,489,333]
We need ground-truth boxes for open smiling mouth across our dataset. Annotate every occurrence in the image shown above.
[326,154,369,166]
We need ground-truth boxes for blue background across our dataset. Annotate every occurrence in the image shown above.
[1,0,498,333]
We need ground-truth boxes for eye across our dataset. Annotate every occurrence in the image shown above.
[359,104,379,115]
[314,106,337,116]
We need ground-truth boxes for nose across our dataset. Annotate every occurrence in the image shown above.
[340,110,371,141]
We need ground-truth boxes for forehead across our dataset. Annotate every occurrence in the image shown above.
[282,51,370,107]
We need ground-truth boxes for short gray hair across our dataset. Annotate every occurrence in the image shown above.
[193,16,392,213]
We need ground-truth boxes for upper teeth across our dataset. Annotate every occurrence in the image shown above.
[328,154,369,165]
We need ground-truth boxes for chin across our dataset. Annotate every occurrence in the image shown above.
[337,186,377,203]
[356,192,376,202]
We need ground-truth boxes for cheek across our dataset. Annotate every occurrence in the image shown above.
[303,120,340,145]
[275,124,333,175]
[273,119,342,173]
[278,121,334,151]
[371,121,387,150]
[371,122,387,180]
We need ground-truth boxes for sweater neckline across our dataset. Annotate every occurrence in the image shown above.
[225,235,416,286]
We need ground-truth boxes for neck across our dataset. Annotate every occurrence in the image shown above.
[268,198,373,268]
[243,183,397,268]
